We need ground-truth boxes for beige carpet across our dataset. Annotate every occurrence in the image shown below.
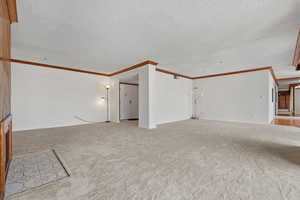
[6,120,300,200]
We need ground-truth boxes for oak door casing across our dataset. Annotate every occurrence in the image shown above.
[278,91,290,110]
[0,0,11,121]
[0,0,13,199]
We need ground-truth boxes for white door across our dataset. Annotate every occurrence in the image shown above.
[120,84,139,120]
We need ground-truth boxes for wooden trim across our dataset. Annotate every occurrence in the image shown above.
[0,114,12,199]
[288,84,297,114]
[156,68,193,79]
[0,57,110,76]
[192,66,272,79]
[289,83,300,87]
[293,29,300,68]
[0,123,4,200]
[109,60,158,76]
[120,82,139,86]
[0,123,6,199]
[1,57,159,77]
[7,120,12,161]
[3,56,290,84]
[277,76,300,81]
[192,66,278,86]
[6,0,17,23]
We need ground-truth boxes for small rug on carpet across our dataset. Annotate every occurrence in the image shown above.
[5,149,70,197]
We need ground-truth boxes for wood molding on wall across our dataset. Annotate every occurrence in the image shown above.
[192,67,272,79]
[109,60,158,76]
[6,0,17,23]
[0,0,16,199]
[192,66,278,85]
[156,68,193,79]
[0,57,160,77]
[2,57,284,83]
[277,76,300,81]
[0,57,110,76]
[293,29,300,69]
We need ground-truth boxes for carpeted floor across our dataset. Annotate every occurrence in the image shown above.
[6,120,300,200]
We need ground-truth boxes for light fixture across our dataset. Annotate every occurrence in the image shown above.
[104,84,112,122]
[105,84,112,89]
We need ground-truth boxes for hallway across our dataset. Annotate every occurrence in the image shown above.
[273,116,300,128]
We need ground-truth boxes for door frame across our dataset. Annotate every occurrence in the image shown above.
[119,82,139,121]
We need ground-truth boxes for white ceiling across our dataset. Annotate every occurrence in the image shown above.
[12,0,300,77]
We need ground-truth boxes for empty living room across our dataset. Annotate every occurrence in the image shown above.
[2,0,300,199]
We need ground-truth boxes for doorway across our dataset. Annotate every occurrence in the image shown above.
[278,91,290,110]
[119,83,139,120]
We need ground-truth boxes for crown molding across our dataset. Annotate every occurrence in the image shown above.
[192,66,278,85]
[0,57,109,76]
[156,68,193,79]
[277,76,300,81]
[109,60,157,76]
[0,57,283,84]
[0,57,159,77]
[192,67,272,79]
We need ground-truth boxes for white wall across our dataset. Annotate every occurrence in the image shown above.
[295,88,300,115]
[155,72,192,124]
[13,62,274,131]
[193,70,273,124]
[120,84,139,120]
[268,74,277,123]
[109,78,120,123]
[12,63,112,131]
[138,66,192,128]
[138,65,157,129]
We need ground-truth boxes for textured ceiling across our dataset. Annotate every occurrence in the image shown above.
[12,0,300,77]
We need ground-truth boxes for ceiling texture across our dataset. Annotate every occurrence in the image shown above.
[12,0,300,77]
